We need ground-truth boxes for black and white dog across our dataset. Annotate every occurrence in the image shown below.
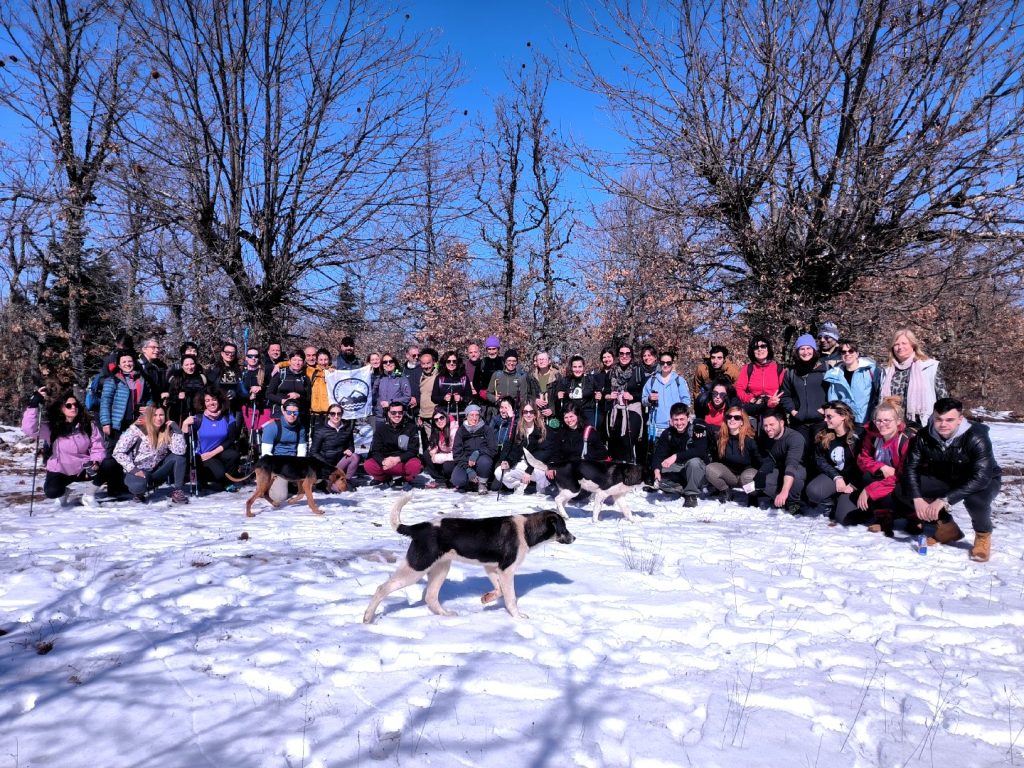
[522,449,644,523]
[362,494,575,623]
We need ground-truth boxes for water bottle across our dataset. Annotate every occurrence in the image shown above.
[917,534,928,555]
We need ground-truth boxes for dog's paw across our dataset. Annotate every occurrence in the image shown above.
[513,612,530,620]
[481,590,500,604]
[245,511,257,518]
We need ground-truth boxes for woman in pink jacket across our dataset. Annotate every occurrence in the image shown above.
[22,389,116,507]
[854,397,911,533]
[735,335,784,419]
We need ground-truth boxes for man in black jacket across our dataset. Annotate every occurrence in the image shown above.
[365,403,422,489]
[652,404,710,507]
[901,397,1001,562]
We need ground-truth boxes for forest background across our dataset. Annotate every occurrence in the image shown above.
[2,0,1023,420]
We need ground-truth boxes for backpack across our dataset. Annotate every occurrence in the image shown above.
[84,372,107,412]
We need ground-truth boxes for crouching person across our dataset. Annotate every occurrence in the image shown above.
[113,405,188,504]
[452,404,498,493]
[497,403,549,495]
[751,409,806,515]
[309,404,358,491]
[365,403,422,489]
[651,404,709,507]
[22,388,116,507]
[899,397,1002,562]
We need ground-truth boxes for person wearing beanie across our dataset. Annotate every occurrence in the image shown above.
[486,348,530,410]
[473,336,503,411]
[817,322,842,367]
[780,333,829,471]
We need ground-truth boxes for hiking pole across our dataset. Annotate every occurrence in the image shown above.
[28,428,41,517]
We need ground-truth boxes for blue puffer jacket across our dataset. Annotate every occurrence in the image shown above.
[100,372,152,431]
[823,358,880,424]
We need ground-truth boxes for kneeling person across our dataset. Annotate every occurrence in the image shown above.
[652,404,710,507]
[365,403,422,489]
[901,397,1001,562]
[261,404,308,501]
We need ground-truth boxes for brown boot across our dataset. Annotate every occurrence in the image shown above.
[970,532,992,562]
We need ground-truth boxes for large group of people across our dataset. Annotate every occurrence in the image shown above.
[22,324,1002,562]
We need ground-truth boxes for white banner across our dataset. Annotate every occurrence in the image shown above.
[326,366,372,419]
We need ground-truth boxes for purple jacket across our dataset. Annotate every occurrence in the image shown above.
[22,407,106,476]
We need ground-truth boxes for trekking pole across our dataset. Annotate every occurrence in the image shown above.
[28,428,41,517]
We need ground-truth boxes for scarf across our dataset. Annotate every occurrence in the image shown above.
[882,358,929,424]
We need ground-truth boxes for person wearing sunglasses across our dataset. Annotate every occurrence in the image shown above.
[310,404,358,490]
[23,388,113,507]
[373,353,413,424]
[606,344,645,463]
[706,407,762,504]
[694,379,737,434]
[735,334,784,419]
[431,350,471,420]
[806,401,863,522]
[497,403,549,495]
[642,351,692,438]
[239,348,273,432]
[426,411,459,487]
[365,403,422,489]
[823,339,880,425]
[816,321,842,366]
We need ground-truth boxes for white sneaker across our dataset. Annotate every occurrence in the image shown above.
[513,485,526,496]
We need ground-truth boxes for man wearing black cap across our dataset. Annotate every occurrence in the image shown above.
[486,349,530,411]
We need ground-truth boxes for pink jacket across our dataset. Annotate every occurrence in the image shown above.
[856,424,910,501]
[22,407,106,477]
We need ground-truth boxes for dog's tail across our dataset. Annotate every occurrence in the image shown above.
[390,493,413,532]
[225,469,256,483]
[522,448,549,473]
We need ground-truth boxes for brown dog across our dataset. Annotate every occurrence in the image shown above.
[363,494,575,623]
[227,456,346,517]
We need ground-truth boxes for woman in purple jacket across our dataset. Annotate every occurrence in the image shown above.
[22,389,120,506]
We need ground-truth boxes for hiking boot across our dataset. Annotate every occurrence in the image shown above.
[171,489,189,504]
[223,484,238,493]
[784,500,803,516]
[477,478,489,494]
[402,482,414,492]
[927,517,965,546]
[969,532,991,562]
[683,494,698,508]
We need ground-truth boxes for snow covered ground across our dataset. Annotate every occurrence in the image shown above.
[1,423,1022,767]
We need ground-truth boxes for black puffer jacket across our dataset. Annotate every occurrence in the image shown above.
[310,421,355,466]
[652,422,711,467]
[903,421,1001,504]
[453,422,498,465]
[369,417,420,463]
[541,424,608,465]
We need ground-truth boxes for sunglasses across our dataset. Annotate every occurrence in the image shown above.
[382,359,395,365]
[284,409,300,415]
[841,348,856,355]
[522,409,535,414]
[434,414,446,422]
[753,343,769,350]
[446,359,458,364]
[618,351,632,356]
[660,360,673,365]
[222,350,236,355]
[388,409,404,415]
[328,410,343,416]
[245,353,259,358]
[63,402,79,409]
[726,414,744,421]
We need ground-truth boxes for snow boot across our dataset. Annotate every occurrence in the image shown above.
[969,532,991,562]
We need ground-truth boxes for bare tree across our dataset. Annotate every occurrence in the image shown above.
[570,0,1024,329]
[0,0,139,384]
[126,0,457,340]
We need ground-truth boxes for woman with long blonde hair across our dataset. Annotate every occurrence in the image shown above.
[880,328,947,428]
[112,405,189,503]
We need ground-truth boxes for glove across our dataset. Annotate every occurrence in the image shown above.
[28,391,44,408]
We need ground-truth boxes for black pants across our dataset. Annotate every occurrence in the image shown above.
[897,474,1001,533]
[196,448,241,486]
[43,460,124,498]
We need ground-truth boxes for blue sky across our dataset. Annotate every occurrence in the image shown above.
[410,0,623,212]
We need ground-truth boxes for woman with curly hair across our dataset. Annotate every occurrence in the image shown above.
[22,388,120,506]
